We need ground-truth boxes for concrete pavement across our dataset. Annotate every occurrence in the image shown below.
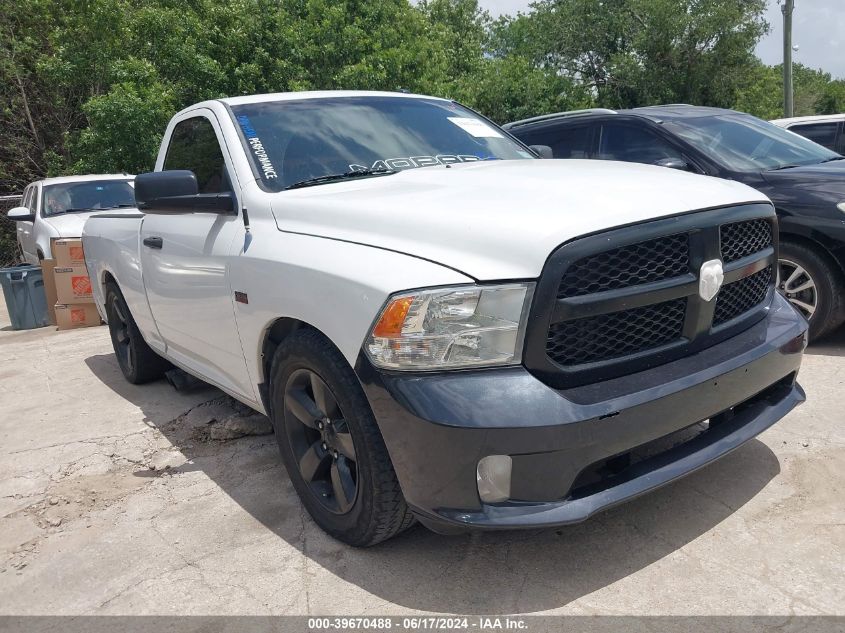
[0,302,843,616]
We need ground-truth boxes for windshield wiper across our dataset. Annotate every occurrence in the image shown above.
[54,204,134,214]
[819,156,845,163]
[767,164,802,171]
[284,168,397,191]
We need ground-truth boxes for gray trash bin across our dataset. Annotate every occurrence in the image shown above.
[0,265,50,330]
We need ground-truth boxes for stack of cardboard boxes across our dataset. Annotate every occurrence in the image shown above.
[41,238,102,330]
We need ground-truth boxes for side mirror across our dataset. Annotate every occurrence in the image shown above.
[134,170,235,214]
[654,157,691,171]
[529,145,554,159]
[7,207,35,222]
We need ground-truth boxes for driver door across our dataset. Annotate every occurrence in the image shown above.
[139,111,255,402]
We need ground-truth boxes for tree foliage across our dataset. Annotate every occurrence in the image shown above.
[492,0,771,109]
[734,63,845,120]
[0,0,842,260]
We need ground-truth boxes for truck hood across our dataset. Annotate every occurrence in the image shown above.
[270,160,769,280]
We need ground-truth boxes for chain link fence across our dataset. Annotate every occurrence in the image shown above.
[0,194,24,267]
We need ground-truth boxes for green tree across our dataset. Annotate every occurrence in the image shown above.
[69,61,176,174]
[733,62,782,120]
[816,80,845,115]
[494,0,770,109]
[418,0,489,81]
[0,0,464,193]
[452,56,591,124]
[0,0,472,263]
[734,63,845,120]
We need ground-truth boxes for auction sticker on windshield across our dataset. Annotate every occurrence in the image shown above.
[447,117,504,138]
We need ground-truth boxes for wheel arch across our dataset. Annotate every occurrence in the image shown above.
[778,230,845,337]
[102,269,118,288]
[258,317,354,419]
[778,230,845,282]
[95,269,129,326]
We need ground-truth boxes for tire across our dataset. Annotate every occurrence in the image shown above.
[269,329,415,546]
[778,241,845,341]
[105,282,170,383]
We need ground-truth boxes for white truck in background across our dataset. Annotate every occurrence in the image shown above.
[7,174,134,264]
[82,91,807,546]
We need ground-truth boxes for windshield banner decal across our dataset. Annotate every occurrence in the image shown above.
[349,155,490,172]
[236,115,278,180]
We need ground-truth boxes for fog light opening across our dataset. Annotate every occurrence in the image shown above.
[477,455,512,503]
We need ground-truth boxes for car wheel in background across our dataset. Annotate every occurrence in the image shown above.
[778,241,845,341]
[269,329,415,546]
[105,282,171,383]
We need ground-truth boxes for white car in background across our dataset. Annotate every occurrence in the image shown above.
[771,114,845,154]
[7,174,135,264]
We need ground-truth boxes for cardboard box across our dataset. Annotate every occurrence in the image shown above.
[40,259,58,326]
[54,266,93,304]
[51,238,85,268]
[54,303,101,330]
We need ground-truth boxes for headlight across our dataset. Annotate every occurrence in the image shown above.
[837,202,845,213]
[365,283,535,370]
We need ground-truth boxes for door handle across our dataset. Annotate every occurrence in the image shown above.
[143,236,163,249]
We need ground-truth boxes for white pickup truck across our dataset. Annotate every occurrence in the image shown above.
[7,174,135,264]
[83,91,808,546]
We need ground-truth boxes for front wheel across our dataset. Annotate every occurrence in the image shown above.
[778,242,844,341]
[269,329,414,546]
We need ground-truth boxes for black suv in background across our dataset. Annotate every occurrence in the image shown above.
[505,106,845,340]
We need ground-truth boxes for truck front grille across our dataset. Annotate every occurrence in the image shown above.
[720,218,772,263]
[523,205,777,388]
[547,299,686,366]
[713,266,773,326]
[557,233,689,298]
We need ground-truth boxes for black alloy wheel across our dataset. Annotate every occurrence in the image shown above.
[283,368,359,514]
[109,294,135,376]
[269,329,415,546]
[778,241,845,341]
[105,282,170,384]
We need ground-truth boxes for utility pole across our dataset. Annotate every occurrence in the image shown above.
[782,0,794,118]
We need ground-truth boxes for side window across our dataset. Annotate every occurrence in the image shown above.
[598,122,684,165]
[22,186,36,218]
[517,124,594,159]
[21,186,32,211]
[163,117,231,193]
[789,122,839,152]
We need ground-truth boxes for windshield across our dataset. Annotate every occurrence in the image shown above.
[666,113,840,172]
[42,180,135,216]
[230,96,534,191]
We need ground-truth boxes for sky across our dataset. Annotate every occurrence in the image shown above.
[477,0,845,80]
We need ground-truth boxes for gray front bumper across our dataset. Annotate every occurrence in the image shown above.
[356,293,808,532]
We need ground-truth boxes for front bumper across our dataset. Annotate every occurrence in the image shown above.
[356,293,808,533]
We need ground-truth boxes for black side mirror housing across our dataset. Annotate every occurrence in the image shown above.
[654,157,691,171]
[135,170,235,214]
[529,145,554,159]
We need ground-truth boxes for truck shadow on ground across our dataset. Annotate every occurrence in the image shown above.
[85,352,781,614]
